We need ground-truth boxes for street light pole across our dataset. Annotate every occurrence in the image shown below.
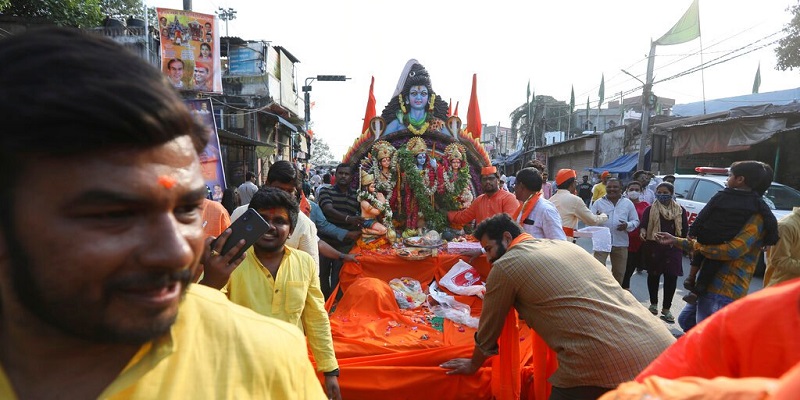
[216,7,237,37]
[299,75,349,162]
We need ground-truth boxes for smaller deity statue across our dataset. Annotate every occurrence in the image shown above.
[438,143,474,211]
[371,140,397,201]
[399,137,438,230]
[358,170,391,237]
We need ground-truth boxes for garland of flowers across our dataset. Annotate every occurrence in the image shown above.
[372,162,396,201]
[440,165,471,211]
[396,147,447,231]
[357,189,393,222]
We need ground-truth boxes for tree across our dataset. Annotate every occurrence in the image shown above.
[1,0,104,27]
[309,138,336,167]
[0,0,153,28]
[775,2,800,71]
[508,95,570,159]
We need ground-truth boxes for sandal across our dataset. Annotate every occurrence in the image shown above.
[660,309,675,323]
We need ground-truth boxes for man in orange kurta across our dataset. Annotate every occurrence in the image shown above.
[201,198,231,238]
[447,166,519,227]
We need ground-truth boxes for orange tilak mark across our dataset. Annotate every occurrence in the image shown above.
[158,175,177,189]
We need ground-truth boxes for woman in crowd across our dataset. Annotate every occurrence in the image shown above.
[639,182,688,323]
[622,180,649,290]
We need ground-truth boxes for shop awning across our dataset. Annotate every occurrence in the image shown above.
[258,110,298,132]
[587,149,650,174]
[217,129,273,147]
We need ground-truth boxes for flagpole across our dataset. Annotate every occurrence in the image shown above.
[700,34,707,114]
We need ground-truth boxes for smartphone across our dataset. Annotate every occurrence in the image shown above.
[212,208,271,260]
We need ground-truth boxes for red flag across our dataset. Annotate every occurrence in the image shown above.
[361,76,376,135]
[454,101,459,116]
[447,98,452,117]
[466,74,481,140]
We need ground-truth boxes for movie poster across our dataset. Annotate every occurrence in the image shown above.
[186,99,226,201]
[157,8,222,93]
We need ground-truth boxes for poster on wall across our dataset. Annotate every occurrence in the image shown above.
[186,99,226,201]
[157,8,222,93]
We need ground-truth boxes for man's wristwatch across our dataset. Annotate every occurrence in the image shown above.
[338,253,346,260]
[323,368,340,377]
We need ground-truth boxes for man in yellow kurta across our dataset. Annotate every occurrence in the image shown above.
[591,170,610,203]
[447,166,520,227]
[201,187,341,400]
[0,28,324,400]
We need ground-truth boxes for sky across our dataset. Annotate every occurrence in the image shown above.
[161,0,800,160]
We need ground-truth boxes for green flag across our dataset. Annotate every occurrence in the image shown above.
[527,80,531,104]
[655,0,700,46]
[585,96,590,129]
[752,63,761,94]
[598,74,605,108]
[569,85,575,114]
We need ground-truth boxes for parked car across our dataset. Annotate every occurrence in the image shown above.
[659,167,800,276]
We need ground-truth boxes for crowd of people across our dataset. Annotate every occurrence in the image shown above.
[1,27,798,400]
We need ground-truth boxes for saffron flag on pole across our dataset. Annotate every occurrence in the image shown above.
[655,0,700,46]
[752,63,761,94]
[466,74,482,140]
[361,76,376,135]
[598,74,605,108]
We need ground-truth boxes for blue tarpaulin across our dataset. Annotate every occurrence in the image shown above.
[587,149,651,174]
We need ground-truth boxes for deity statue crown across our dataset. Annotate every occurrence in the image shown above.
[360,169,375,186]
[444,143,465,161]
[372,140,395,160]
[406,137,428,155]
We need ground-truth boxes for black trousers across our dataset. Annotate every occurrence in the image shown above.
[549,385,610,400]
[318,254,342,300]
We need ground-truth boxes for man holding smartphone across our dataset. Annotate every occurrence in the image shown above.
[201,187,342,400]
[0,28,325,399]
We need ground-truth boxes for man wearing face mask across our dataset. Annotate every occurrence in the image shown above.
[622,181,650,289]
[591,178,640,285]
[440,214,675,400]
[633,170,656,205]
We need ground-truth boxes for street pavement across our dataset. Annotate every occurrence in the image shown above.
[572,233,764,338]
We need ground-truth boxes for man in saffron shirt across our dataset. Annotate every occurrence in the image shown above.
[447,166,519,227]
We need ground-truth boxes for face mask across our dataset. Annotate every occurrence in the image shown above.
[627,191,640,200]
[656,193,673,204]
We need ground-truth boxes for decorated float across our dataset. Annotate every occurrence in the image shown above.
[316,60,557,400]
[341,60,491,241]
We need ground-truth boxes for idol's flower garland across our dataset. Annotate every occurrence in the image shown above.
[357,189,393,222]
[440,165,472,210]
[396,147,446,231]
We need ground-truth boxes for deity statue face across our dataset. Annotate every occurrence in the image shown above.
[416,153,427,167]
[451,159,462,171]
[380,157,391,170]
[408,85,429,111]
[368,182,376,193]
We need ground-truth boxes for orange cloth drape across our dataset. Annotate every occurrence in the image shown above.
[318,247,557,399]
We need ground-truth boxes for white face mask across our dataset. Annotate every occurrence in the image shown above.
[627,190,640,200]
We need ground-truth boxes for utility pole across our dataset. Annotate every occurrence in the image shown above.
[637,43,656,171]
